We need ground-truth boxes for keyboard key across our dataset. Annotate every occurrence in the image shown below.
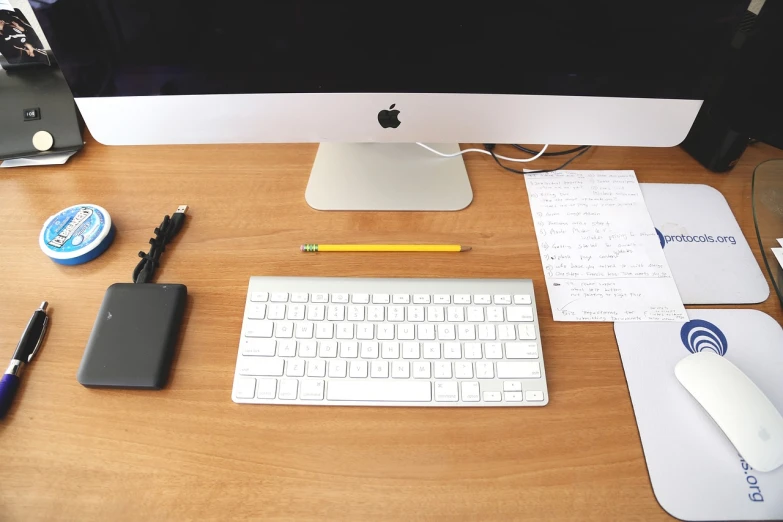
[475,295,491,304]
[443,342,461,359]
[311,293,329,303]
[299,340,317,358]
[525,390,545,402]
[413,361,431,379]
[483,391,502,402]
[347,305,365,321]
[271,292,289,302]
[464,343,482,359]
[291,293,309,303]
[315,323,334,339]
[476,362,494,379]
[518,324,537,340]
[397,324,415,340]
[361,341,379,359]
[245,322,274,338]
[332,293,349,303]
[423,342,440,359]
[392,294,410,304]
[238,358,284,376]
[413,294,431,304]
[503,381,522,392]
[406,306,425,322]
[319,340,338,358]
[505,342,539,359]
[478,324,496,341]
[279,379,298,399]
[352,293,370,304]
[467,307,484,322]
[233,377,256,399]
[434,362,452,379]
[287,304,305,320]
[497,325,516,340]
[286,360,305,377]
[268,304,286,320]
[256,378,277,399]
[434,381,459,402]
[454,294,471,304]
[506,306,534,322]
[250,292,269,302]
[402,342,420,359]
[336,323,354,339]
[392,361,410,378]
[504,391,523,402]
[368,306,385,321]
[372,294,390,304]
[371,361,389,378]
[427,306,445,322]
[377,324,395,340]
[417,324,436,340]
[306,304,325,321]
[388,306,405,322]
[484,343,503,359]
[513,295,532,305]
[349,360,369,378]
[461,382,480,402]
[497,362,541,379]
[357,323,374,340]
[278,340,297,357]
[447,306,465,322]
[494,295,512,305]
[434,294,451,304]
[307,360,326,377]
[295,322,314,339]
[487,307,504,322]
[275,321,294,338]
[327,380,431,402]
[300,380,324,400]
[458,324,476,340]
[455,362,473,379]
[437,324,456,340]
[382,342,400,359]
[328,360,348,378]
[247,304,266,320]
[340,341,359,358]
[327,305,345,321]
[241,338,276,356]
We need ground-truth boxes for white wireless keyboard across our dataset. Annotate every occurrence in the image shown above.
[232,277,548,407]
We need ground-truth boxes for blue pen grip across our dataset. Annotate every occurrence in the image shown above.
[0,374,21,419]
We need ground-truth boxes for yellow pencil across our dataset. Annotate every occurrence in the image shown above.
[300,244,471,253]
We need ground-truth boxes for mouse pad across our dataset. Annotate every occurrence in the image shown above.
[614,310,783,521]
[639,184,769,305]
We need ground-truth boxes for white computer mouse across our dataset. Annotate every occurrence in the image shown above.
[674,351,783,473]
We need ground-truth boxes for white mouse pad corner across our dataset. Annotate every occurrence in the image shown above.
[639,183,769,305]
[614,309,783,521]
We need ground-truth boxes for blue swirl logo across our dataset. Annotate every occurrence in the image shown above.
[680,319,728,356]
[655,228,666,249]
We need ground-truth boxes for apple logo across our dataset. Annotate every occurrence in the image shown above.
[378,104,401,129]
[758,427,771,442]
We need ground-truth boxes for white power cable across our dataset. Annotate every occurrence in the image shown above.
[416,143,549,163]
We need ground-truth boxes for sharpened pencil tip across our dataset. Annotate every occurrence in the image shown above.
[460,246,472,252]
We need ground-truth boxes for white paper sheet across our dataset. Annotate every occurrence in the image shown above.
[776,239,783,249]
[525,170,687,322]
[0,151,77,168]
[772,247,783,268]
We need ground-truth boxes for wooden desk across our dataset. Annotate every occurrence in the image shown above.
[1,138,782,521]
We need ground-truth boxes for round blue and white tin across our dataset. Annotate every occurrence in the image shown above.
[39,204,115,265]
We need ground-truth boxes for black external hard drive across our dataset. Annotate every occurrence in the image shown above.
[77,283,187,389]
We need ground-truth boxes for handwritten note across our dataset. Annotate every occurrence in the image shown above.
[525,170,687,322]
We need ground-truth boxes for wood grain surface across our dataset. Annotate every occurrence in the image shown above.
[1,137,782,521]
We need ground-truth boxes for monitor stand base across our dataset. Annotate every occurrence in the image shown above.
[305,143,473,211]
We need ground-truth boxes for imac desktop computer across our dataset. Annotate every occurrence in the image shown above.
[32,1,750,210]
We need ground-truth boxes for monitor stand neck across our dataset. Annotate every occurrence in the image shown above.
[305,143,473,211]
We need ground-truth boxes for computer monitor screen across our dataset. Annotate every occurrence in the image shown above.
[33,1,749,147]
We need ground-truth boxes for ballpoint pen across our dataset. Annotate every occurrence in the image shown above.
[0,301,49,419]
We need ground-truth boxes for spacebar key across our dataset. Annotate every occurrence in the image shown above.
[327,381,432,402]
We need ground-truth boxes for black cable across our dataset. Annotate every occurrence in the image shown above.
[511,144,590,157]
[484,144,592,175]
[133,205,189,284]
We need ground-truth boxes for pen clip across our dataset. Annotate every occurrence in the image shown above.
[27,315,48,363]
